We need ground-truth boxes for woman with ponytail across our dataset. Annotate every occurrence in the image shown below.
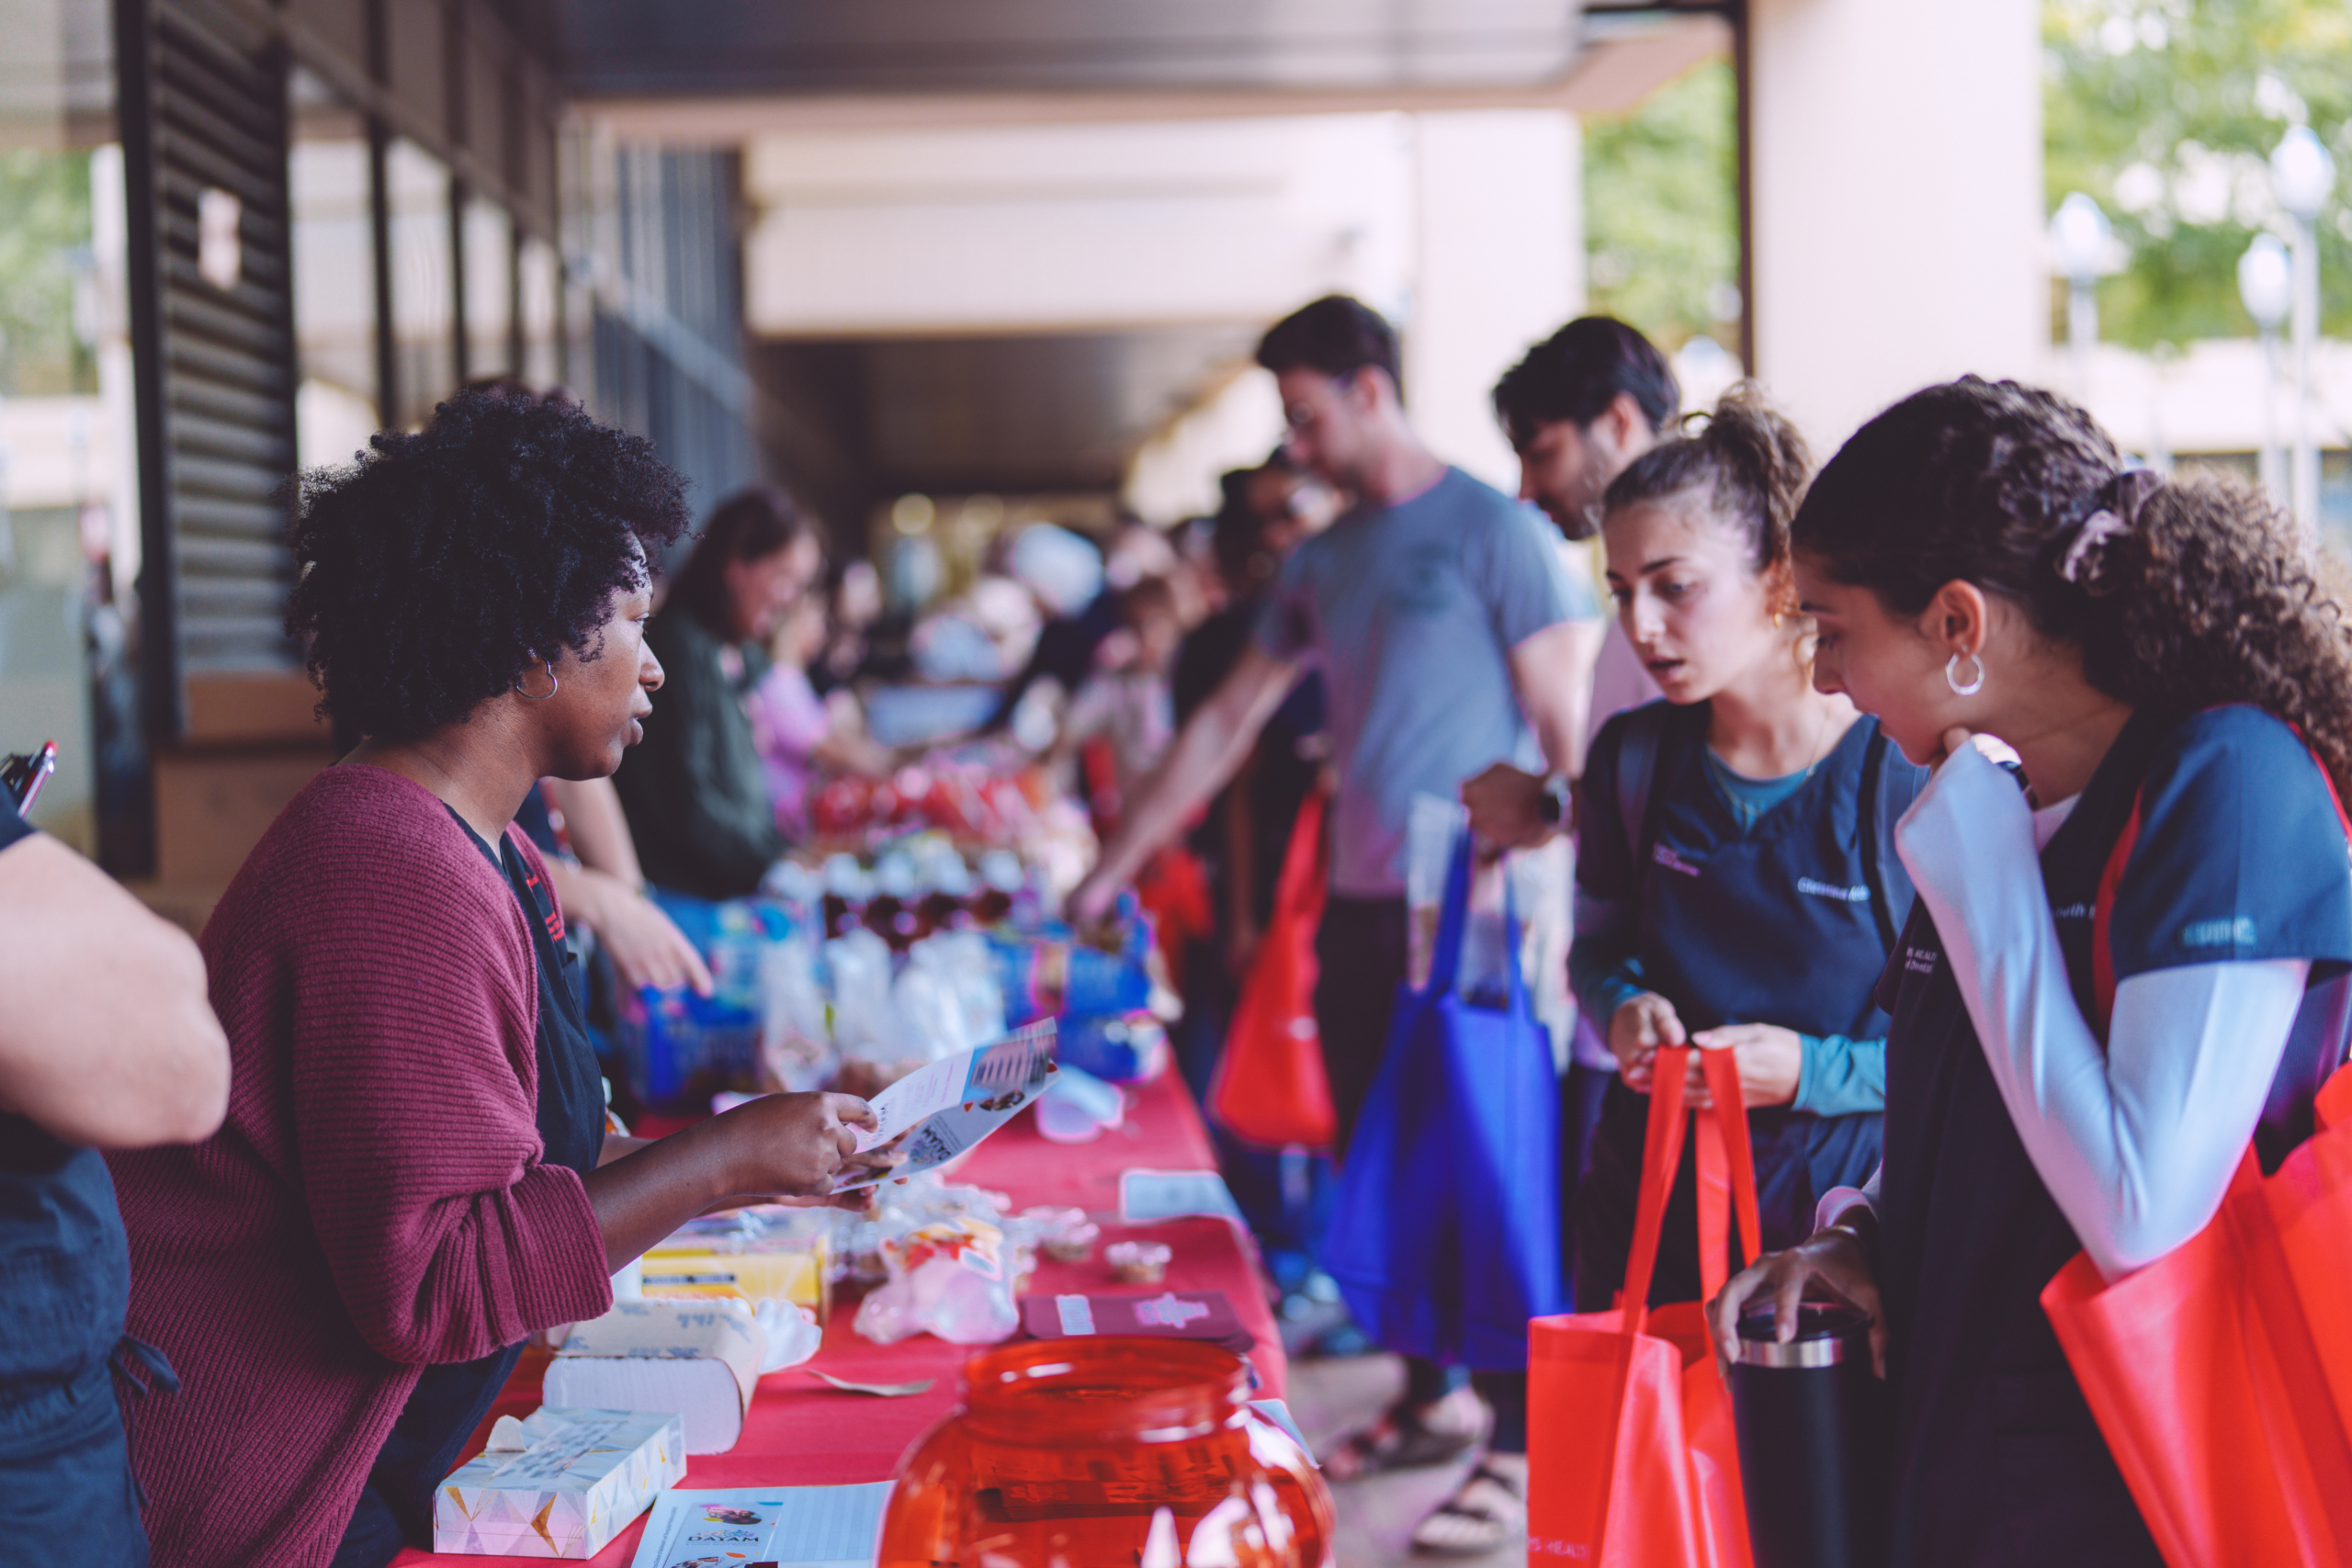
[1712,377,2352,1566]
[1565,382,1923,1322]
[1424,382,1920,1555]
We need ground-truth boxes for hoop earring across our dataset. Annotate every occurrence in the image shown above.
[1945,652,1985,697]
[515,660,559,701]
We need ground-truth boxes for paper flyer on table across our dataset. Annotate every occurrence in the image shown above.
[837,1020,1057,1190]
[628,1482,893,1568]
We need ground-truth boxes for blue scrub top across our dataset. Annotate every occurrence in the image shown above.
[1873,705,2352,1568]
[1570,700,1923,1306]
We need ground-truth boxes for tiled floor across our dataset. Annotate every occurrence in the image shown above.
[1286,1355,1523,1568]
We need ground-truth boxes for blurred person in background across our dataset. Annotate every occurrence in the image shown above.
[1057,573,1190,816]
[987,523,1111,731]
[1062,573,1214,982]
[810,557,885,695]
[911,572,1044,687]
[752,587,896,840]
[1167,456,1341,1339]
[1178,457,1340,982]
[109,392,884,1568]
[1170,512,1227,620]
[0,799,230,1566]
[1104,514,1182,591]
[1070,294,1594,1487]
[615,485,823,899]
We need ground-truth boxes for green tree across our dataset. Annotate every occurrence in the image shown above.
[0,148,96,397]
[1584,57,1740,355]
[2046,0,2352,349]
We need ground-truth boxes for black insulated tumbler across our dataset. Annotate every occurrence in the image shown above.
[1730,1301,1891,1568]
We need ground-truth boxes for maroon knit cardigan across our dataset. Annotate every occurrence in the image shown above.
[109,765,614,1568]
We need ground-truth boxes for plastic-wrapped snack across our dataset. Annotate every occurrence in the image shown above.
[1105,1239,1172,1285]
[834,1172,1018,1288]
[1022,1206,1100,1264]
[852,1216,1020,1346]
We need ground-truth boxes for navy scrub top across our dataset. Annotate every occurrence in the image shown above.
[1571,700,1923,1307]
[1873,705,2352,1568]
[332,814,607,1568]
[0,810,161,1566]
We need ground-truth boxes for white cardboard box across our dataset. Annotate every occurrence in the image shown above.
[545,1300,766,1454]
[432,1407,684,1558]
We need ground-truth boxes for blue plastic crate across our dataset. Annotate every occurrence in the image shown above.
[620,986,763,1110]
[1051,1010,1168,1082]
[619,887,809,1111]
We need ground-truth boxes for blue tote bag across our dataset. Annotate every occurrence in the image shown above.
[1323,828,1566,1369]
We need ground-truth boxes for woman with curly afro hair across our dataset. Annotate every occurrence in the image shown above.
[1713,377,2352,1566]
[107,389,888,1568]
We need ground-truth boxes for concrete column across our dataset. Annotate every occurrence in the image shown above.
[1404,110,1584,491]
[1747,0,2045,451]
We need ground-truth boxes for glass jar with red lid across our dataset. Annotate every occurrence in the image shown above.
[878,1337,1334,1568]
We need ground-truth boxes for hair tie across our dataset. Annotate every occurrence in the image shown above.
[2056,469,2159,593]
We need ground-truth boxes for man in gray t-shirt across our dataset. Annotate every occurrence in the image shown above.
[1071,297,1596,1464]
[1256,465,1598,897]
[1074,297,1593,1133]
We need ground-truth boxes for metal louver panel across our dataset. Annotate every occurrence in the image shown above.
[124,0,300,734]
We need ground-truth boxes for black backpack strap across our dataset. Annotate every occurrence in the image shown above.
[1856,726,1900,952]
[1612,704,1669,900]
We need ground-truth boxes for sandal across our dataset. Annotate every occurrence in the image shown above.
[1411,1459,1527,1557]
[1319,1389,1485,1481]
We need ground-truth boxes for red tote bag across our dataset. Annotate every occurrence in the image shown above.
[2041,745,2352,1567]
[1208,786,1338,1151]
[1528,1045,1761,1568]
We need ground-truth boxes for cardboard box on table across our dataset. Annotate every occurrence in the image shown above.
[432,1407,684,1558]
[543,1300,765,1454]
[637,1231,830,1322]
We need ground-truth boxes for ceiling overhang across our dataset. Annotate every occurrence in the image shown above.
[559,4,1728,139]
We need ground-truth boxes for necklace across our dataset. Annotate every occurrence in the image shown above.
[1799,699,1837,781]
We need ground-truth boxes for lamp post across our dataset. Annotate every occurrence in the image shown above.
[2270,126,2335,533]
[2051,192,2112,401]
[2240,232,2292,503]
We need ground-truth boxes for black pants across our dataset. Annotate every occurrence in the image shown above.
[1313,894,1410,1156]
[1313,894,1464,1408]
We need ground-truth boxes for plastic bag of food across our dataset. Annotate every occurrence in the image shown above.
[850,1216,1020,1346]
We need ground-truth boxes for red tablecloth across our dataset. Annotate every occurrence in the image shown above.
[390,1067,1280,1566]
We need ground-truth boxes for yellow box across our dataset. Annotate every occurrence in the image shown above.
[639,1236,830,1324]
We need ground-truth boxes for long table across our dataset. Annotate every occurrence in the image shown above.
[392,1067,1283,1566]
